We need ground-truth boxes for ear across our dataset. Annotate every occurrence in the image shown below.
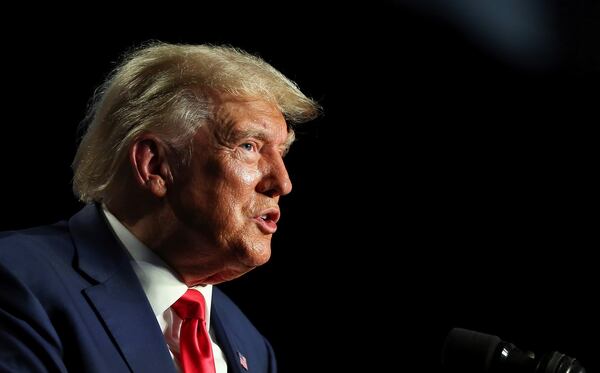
[129,135,174,198]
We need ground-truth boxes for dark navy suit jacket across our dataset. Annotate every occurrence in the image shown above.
[0,204,276,373]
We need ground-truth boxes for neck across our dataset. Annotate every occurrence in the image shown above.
[105,198,222,287]
[105,197,177,264]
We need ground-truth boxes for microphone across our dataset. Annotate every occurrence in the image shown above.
[441,328,586,373]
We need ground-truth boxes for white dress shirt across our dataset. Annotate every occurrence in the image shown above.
[102,208,228,373]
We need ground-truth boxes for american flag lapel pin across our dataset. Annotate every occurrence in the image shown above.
[238,351,248,370]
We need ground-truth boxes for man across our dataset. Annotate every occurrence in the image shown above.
[0,42,319,372]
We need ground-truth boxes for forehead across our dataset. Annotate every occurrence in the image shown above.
[211,97,290,144]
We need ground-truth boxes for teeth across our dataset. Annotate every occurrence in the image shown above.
[261,215,268,220]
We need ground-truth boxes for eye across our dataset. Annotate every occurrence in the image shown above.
[240,143,256,152]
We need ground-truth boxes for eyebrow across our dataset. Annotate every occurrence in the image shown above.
[233,127,296,155]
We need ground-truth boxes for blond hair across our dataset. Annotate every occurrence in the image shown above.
[72,42,320,203]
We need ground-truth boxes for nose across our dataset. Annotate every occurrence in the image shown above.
[256,153,292,198]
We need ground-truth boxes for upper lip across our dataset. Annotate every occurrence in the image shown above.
[256,207,280,223]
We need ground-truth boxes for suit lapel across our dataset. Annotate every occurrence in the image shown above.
[70,205,176,373]
[211,309,245,373]
[83,273,176,372]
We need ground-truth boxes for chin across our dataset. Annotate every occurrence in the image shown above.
[240,246,271,268]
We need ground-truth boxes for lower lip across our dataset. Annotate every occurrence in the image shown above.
[254,217,277,234]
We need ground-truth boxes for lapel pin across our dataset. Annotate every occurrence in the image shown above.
[238,351,248,370]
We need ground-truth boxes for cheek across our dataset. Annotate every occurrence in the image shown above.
[209,166,260,221]
[208,159,262,222]
[234,164,261,186]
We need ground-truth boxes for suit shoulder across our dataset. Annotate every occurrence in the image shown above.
[0,222,74,271]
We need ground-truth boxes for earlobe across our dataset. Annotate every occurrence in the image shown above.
[147,177,167,197]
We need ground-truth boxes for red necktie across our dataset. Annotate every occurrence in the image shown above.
[171,289,216,373]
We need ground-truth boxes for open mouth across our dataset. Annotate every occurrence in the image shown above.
[254,208,280,234]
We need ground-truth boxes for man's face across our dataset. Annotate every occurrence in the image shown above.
[167,97,293,285]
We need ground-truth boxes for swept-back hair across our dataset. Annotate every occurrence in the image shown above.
[72,42,320,203]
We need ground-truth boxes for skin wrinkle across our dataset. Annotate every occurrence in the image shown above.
[212,98,295,157]
[118,96,293,287]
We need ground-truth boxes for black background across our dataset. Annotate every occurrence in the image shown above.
[1,1,598,371]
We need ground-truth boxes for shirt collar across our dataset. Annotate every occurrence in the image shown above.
[101,207,213,328]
